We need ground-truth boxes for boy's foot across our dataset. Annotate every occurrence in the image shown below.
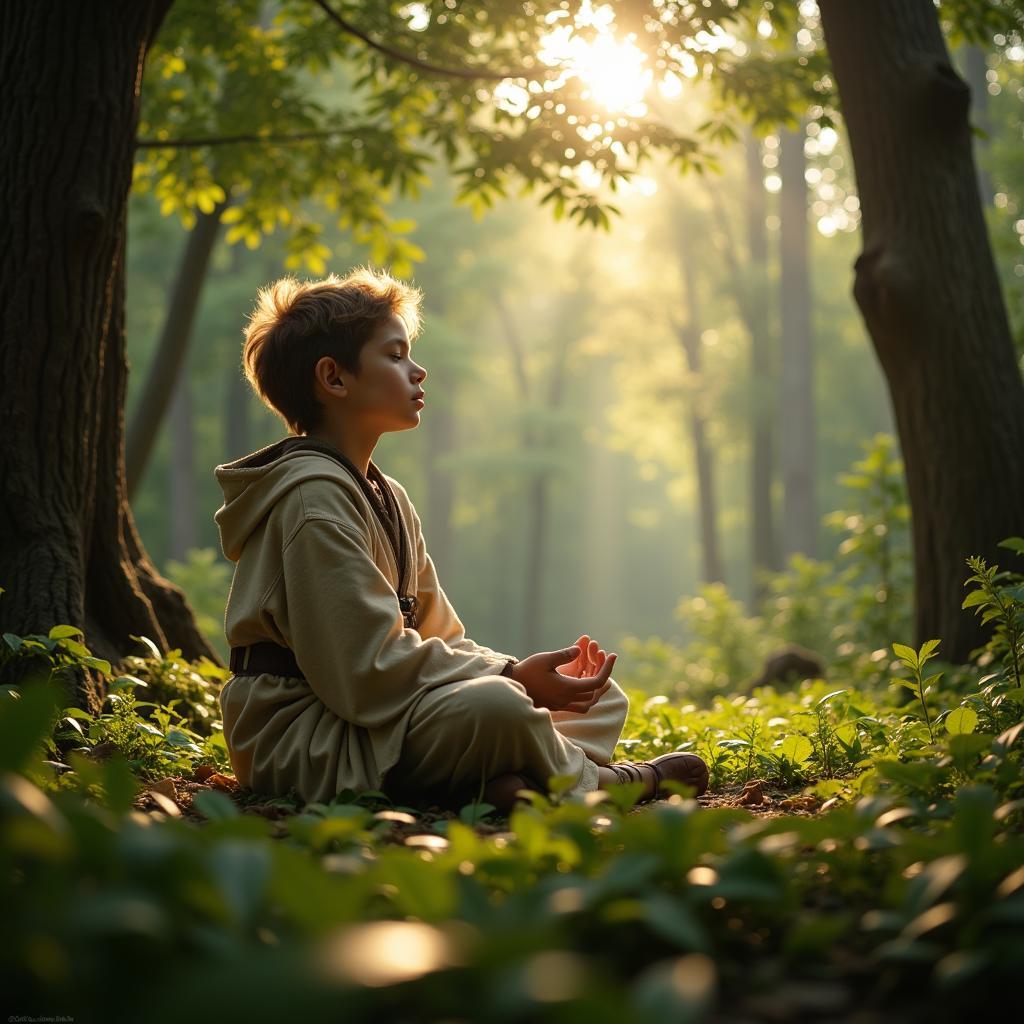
[601,752,709,801]
[482,772,538,815]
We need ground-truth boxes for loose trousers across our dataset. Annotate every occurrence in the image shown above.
[384,674,630,802]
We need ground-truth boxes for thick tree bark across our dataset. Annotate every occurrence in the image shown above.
[675,229,724,585]
[126,201,228,497]
[818,0,1024,661]
[779,120,817,560]
[0,1,217,689]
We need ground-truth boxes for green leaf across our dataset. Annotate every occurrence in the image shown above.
[945,707,978,736]
[961,590,989,609]
[892,643,918,668]
[642,894,710,952]
[917,639,941,663]
[816,688,848,707]
[193,789,239,820]
[130,635,163,660]
[779,735,813,763]
[48,624,84,640]
[998,536,1024,555]
[3,633,23,652]
[0,683,60,774]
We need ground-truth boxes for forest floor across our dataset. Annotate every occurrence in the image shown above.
[135,765,825,832]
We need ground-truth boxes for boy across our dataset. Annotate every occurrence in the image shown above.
[214,268,708,811]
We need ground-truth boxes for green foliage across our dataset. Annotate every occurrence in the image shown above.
[164,547,233,661]
[892,639,942,744]
[963,541,1024,690]
[4,667,1024,1019]
[623,436,912,702]
[5,515,1024,1018]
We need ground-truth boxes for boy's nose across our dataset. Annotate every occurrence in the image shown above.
[413,364,427,383]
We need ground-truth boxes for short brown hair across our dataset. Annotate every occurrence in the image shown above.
[242,268,423,434]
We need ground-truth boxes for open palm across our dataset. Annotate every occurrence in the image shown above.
[557,634,607,678]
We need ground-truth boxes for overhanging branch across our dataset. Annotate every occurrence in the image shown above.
[135,128,348,149]
[310,0,550,82]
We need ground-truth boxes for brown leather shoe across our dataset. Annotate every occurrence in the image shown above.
[605,752,709,801]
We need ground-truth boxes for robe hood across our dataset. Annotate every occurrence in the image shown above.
[214,438,365,562]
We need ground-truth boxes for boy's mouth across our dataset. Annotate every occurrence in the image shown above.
[412,391,425,402]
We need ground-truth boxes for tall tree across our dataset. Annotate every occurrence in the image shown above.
[0,1,211,680]
[744,130,779,591]
[126,201,228,497]
[817,0,1024,659]
[673,210,724,585]
[778,118,817,560]
[168,373,198,561]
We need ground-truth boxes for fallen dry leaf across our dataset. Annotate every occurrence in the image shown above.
[735,780,767,807]
[206,772,238,792]
[148,777,178,801]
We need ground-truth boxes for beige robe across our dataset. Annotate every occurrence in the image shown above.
[214,439,626,803]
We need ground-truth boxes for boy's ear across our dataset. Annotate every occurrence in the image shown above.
[314,356,346,394]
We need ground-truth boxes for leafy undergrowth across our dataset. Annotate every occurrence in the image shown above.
[2,600,1024,1021]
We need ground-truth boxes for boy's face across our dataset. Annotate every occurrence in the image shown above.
[342,313,427,432]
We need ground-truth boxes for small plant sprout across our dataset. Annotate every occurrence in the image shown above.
[892,640,941,744]
[963,543,1024,692]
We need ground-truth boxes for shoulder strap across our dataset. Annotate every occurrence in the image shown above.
[281,438,418,627]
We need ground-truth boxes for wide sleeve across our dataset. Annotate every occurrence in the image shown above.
[407,502,517,667]
[276,517,508,727]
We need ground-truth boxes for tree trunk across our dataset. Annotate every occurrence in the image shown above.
[675,228,724,584]
[0,1,217,692]
[126,200,228,498]
[225,355,251,460]
[169,372,197,561]
[818,0,1024,661]
[744,129,778,588]
[779,119,817,560]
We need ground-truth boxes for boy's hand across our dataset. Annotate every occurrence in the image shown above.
[556,634,607,678]
[510,643,617,714]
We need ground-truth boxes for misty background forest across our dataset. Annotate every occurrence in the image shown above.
[126,25,1022,677]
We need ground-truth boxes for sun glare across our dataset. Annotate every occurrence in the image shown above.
[539,4,652,115]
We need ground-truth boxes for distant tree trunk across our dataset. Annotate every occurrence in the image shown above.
[223,242,251,460]
[675,230,724,584]
[126,200,228,498]
[224,359,251,460]
[818,0,1024,661]
[744,129,778,588]
[0,2,217,696]
[705,136,778,597]
[963,45,993,207]
[495,294,543,653]
[495,291,578,653]
[778,119,817,560]
[169,372,197,561]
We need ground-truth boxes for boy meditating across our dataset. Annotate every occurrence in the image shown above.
[214,268,709,811]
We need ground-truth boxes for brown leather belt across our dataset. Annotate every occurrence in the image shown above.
[229,641,305,680]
